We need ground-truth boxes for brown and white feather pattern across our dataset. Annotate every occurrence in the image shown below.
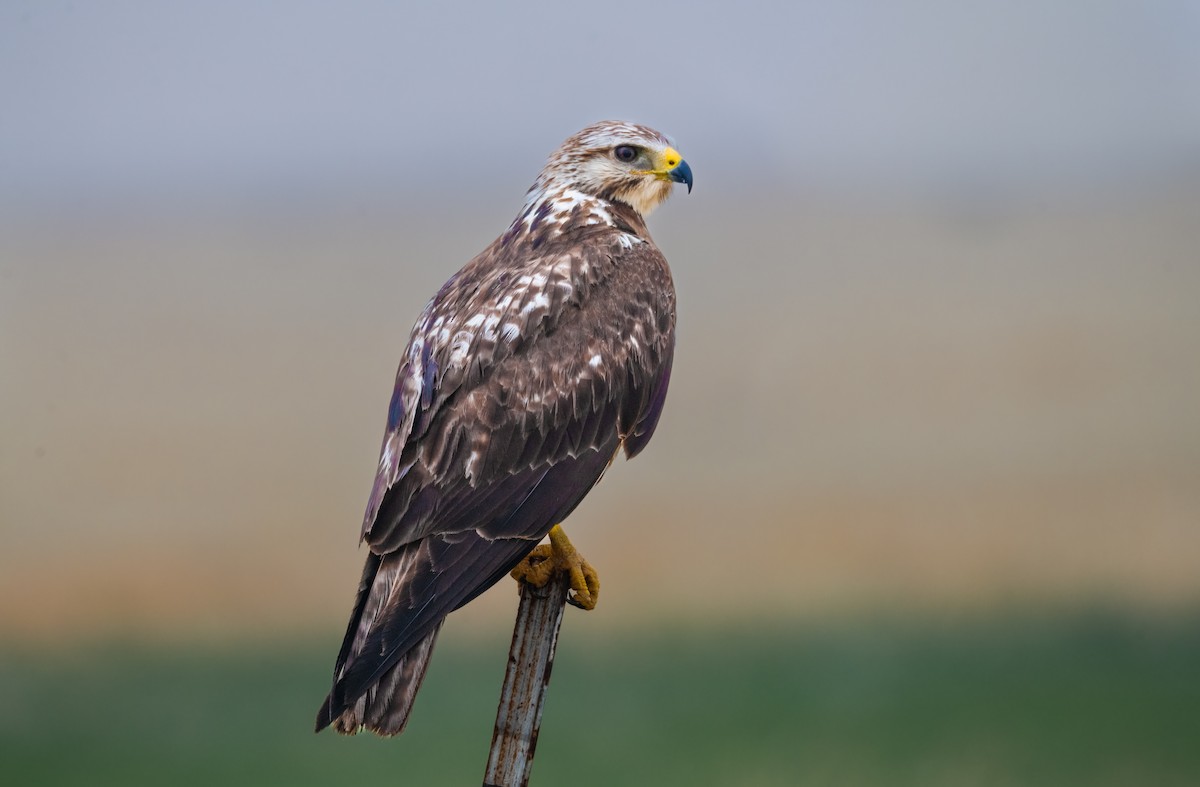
[316,121,682,735]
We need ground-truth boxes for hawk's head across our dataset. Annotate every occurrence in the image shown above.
[530,121,693,218]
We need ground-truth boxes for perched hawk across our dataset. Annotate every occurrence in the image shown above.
[315,121,692,736]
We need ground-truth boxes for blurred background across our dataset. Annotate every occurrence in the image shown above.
[2,2,1198,784]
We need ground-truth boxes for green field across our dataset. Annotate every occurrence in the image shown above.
[3,611,1198,786]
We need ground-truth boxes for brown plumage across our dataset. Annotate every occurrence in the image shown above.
[315,121,692,735]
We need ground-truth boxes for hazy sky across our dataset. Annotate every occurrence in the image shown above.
[2,1,1199,206]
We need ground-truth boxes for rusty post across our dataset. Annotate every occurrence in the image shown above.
[482,570,571,787]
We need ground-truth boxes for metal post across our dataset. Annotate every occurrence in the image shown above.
[482,570,570,787]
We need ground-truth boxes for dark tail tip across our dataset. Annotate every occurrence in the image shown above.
[314,694,340,734]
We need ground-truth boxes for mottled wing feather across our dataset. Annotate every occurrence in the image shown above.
[365,230,673,554]
[623,342,674,459]
[317,213,676,732]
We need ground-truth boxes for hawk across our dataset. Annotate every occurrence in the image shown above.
[315,121,692,735]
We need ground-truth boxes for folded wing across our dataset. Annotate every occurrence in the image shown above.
[316,229,675,734]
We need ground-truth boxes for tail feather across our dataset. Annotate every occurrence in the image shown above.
[316,542,432,734]
[315,440,622,736]
[332,624,441,735]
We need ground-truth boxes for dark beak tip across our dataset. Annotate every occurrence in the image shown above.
[670,159,694,193]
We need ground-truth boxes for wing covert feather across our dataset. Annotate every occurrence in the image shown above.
[362,227,675,555]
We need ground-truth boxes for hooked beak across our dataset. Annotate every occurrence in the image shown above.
[668,158,693,193]
[641,146,693,193]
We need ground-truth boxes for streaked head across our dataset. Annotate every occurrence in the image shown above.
[531,121,693,217]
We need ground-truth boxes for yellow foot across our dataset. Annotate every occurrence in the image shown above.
[510,524,600,610]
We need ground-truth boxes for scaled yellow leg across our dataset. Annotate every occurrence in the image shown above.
[510,524,600,610]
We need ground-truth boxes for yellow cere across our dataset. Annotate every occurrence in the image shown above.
[660,147,682,171]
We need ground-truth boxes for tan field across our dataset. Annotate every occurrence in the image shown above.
[2,190,1198,642]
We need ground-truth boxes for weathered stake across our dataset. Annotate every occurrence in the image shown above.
[482,570,571,787]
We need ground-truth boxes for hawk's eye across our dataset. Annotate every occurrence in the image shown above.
[613,145,638,163]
